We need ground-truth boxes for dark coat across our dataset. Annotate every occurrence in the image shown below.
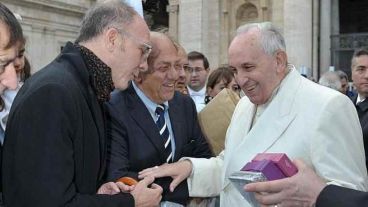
[105,84,213,205]
[316,185,368,207]
[2,42,134,207]
[352,95,368,170]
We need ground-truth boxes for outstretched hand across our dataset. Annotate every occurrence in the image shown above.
[138,160,193,192]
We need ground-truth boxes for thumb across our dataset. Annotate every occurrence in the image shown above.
[292,159,307,171]
[151,183,163,193]
[139,176,155,187]
[169,177,182,192]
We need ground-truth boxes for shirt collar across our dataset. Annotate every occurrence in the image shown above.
[132,81,169,119]
[187,86,206,96]
[357,94,366,104]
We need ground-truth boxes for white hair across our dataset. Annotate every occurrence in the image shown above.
[236,22,286,56]
[318,71,342,91]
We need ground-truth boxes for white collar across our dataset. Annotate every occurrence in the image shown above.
[187,86,206,97]
[357,94,366,104]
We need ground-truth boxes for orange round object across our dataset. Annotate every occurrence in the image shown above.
[116,177,138,186]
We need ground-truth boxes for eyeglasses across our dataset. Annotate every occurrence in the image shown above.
[112,27,152,63]
[184,66,206,74]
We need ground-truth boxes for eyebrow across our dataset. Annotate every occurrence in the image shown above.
[157,61,174,65]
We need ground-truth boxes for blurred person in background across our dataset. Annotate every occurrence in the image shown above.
[336,70,355,97]
[174,42,188,95]
[205,65,240,104]
[186,51,210,112]
[318,71,342,91]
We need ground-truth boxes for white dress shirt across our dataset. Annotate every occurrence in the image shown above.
[187,86,206,112]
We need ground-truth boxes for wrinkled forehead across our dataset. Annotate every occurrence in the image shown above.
[125,15,150,44]
[229,34,263,63]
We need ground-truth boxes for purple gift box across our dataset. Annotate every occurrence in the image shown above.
[253,153,298,177]
[241,159,286,181]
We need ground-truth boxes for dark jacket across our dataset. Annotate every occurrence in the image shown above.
[352,95,368,170]
[317,185,368,207]
[2,42,134,207]
[105,84,213,205]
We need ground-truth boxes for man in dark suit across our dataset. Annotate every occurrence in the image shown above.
[2,1,162,206]
[351,48,368,171]
[245,159,368,207]
[105,32,213,206]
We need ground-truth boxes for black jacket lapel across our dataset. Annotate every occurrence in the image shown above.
[125,85,166,162]
[62,43,106,180]
[168,94,185,162]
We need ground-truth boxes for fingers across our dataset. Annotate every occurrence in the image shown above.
[169,176,184,192]
[110,182,121,193]
[138,165,163,179]
[151,184,163,205]
[254,191,284,206]
[151,183,163,193]
[138,176,155,187]
[116,181,135,192]
[97,182,120,195]
[138,166,157,177]
[292,159,307,170]
[138,164,168,179]
[245,179,285,193]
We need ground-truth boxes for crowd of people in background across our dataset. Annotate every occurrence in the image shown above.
[1,0,368,207]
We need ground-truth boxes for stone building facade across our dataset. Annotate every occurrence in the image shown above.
[1,0,94,73]
[2,0,368,80]
[168,0,368,80]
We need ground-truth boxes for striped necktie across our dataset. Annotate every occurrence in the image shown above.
[155,104,173,163]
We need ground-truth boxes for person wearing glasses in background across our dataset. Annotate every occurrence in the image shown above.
[2,1,162,206]
[185,51,210,112]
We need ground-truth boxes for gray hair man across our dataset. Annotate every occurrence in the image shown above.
[318,71,342,91]
[2,1,162,207]
[137,22,367,207]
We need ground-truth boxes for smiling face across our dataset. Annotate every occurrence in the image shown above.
[137,35,179,104]
[228,30,287,105]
